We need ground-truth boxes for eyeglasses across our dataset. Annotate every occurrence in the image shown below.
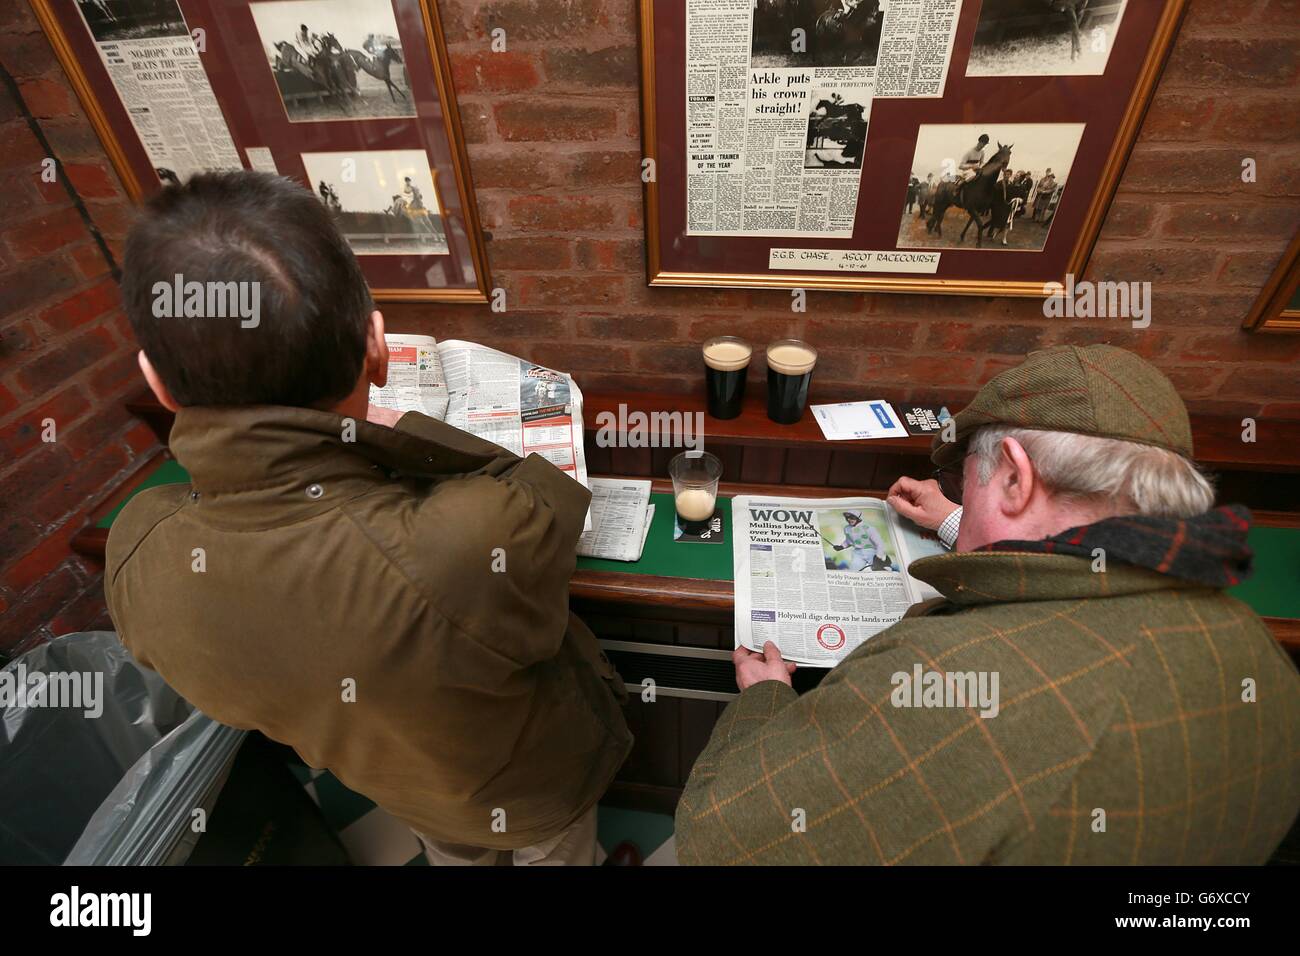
[932,463,964,504]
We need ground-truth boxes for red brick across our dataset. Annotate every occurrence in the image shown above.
[531,342,633,372]
[451,51,540,93]
[1136,94,1216,143]
[39,278,121,334]
[1160,203,1299,240]
[0,387,91,459]
[486,236,573,270]
[576,313,682,341]
[88,349,144,399]
[1084,246,1219,283]
[125,422,159,455]
[494,100,618,141]
[1179,332,1300,364]
[1164,38,1298,89]
[507,194,616,231]
[59,402,133,462]
[68,241,114,280]
[1097,201,1157,240]
[49,579,112,637]
[516,274,624,306]
[468,148,554,188]
[2,205,87,260]
[30,442,130,528]
[15,77,78,119]
[568,150,643,187]
[543,46,639,88]
[14,327,117,396]
[0,564,83,653]
[1214,97,1300,144]
[0,121,50,171]
[473,0,606,42]
[64,162,120,199]
[0,521,80,596]
[806,318,919,351]
[0,382,18,417]
[574,237,642,272]
[923,322,1050,355]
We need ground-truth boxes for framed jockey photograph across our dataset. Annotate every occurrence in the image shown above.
[32,0,491,303]
[639,0,1189,297]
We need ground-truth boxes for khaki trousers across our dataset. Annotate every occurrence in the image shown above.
[415,806,598,866]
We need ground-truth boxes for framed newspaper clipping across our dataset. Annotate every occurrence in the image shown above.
[640,0,1189,297]
[33,0,491,303]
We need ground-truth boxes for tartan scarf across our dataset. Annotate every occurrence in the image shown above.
[978,505,1254,588]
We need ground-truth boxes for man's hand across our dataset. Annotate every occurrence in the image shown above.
[366,404,404,428]
[734,641,796,691]
[887,476,957,531]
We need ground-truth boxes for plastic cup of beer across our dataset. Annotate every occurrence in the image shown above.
[669,451,722,535]
[702,336,752,420]
[765,339,818,424]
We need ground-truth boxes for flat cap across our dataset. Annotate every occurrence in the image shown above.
[930,344,1194,467]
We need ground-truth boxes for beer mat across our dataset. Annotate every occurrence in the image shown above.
[673,510,726,544]
[900,404,952,436]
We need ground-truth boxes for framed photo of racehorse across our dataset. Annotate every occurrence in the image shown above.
[32,0,491,303]
[639,0,1189,297]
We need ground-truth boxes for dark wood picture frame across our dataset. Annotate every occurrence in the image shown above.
[638,0,1190,297]
[33,0,491,303]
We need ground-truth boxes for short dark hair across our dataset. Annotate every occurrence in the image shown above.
[122,170,373,408]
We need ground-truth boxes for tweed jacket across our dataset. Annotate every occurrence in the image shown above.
[676,513,1300,865]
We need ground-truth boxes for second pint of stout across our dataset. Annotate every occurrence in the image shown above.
[765,339,818,424]
[702,336,752,419]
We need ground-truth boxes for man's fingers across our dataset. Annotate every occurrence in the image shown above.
[733,645,759,665]
[762,641,786,665]
[888,475,922,500]
[785,661,798,674]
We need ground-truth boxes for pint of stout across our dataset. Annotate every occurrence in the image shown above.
[702,336,752,419]
[765,339,818,424]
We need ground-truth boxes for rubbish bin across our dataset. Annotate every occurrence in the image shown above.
[0,631,245,865]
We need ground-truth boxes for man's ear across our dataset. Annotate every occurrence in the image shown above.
[138,350,181,413]
[365,310,388,389]
[998,436,1037,517]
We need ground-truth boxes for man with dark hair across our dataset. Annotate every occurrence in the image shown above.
[108,171,631,865]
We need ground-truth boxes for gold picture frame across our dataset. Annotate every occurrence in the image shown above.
[1243,231,1300,334]
[32,0,491,304]
[638,0,1191,297]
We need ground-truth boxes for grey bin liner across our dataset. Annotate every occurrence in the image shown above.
[0,631,244,866]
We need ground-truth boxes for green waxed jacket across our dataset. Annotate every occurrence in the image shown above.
[106,406,632,849]
[677,549,1300,865]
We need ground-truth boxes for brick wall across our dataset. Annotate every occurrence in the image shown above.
[0,2,152,654]
[0,0,1297,651]
[395,0,1300,416]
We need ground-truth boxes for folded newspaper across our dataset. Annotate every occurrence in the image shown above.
[732,495,948,667]
[369,334,591,527]
[577,479,654,562]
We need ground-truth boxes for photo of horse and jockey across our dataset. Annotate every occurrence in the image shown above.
[898,123,1085,252]
[250,0,415,122]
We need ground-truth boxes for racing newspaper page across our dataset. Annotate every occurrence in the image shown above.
[686,0,961,237]
[370,336,591,526]
[733,494,942,666]
[76,0,242,182]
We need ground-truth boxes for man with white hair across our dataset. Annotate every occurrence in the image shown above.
[677,345,1300,865]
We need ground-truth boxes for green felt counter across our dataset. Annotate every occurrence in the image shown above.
[91,461,1299,619]
[576,493,733,580]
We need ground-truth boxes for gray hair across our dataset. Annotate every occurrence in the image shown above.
[968,425,1215,519]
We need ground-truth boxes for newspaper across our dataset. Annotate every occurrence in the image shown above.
[733,494,945,666]
[686,0,961,238]
[76,0,242,183]
[577,479,654,562]
[370,335,591,525]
